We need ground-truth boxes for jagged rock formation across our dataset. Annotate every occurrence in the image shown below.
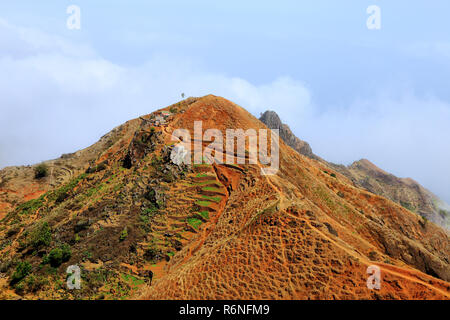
[0,96,448,300]
[259,111,317,159]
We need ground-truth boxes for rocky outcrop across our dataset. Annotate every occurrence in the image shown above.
[259,111,317,159]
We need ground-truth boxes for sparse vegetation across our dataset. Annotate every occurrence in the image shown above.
[34,164,48,179]
[400,201,416,212]
[17,197,44,215]
[49,173,87,204]
[196,200,212,207]
[122,154,132,169]
[368,251,378,261]
[144,243,161,263]
[142,204,159,217]
[170,106,178,113]
[196,173,210,178]
[250,201,279,225]
[191,180,222,187]
[23,274,48,293]
[439,209,449,218]
[86,162,107,174]
[202,186,223,193]
[10,261,32,285]
[119,227,128,241]
[419,215,429,228]
[187,217,203,230]
[29,222,52,249]
[201,195,222,202]
[43,244,71,267]
[198,211,209,220]
[122,273,145,287]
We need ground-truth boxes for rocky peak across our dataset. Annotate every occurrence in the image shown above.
[259,110,317,159]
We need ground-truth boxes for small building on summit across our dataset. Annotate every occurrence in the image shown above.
[161,111,171,118]
[149,111,172,126]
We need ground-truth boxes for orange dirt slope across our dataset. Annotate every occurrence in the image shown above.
[139,95,449,299]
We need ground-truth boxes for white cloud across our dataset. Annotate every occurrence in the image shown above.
[0,20,311,169]
[0,18,94,59]
[298,93,450,204]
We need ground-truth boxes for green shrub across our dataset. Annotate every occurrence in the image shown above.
[34,164,48,179]
[43,244,71,267]
[10,261,32,285]
[119,227,128,241]
[49,173,87,203]
[419,215,429,228]
[55,191,69,204]
[439,209,449,218]
[29,222,51,249]
[24,274,48,292]
[86,163,107,174]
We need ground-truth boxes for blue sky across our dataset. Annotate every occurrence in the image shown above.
[1,1,450,204]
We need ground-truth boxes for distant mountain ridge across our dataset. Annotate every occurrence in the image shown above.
[259,110,450,230]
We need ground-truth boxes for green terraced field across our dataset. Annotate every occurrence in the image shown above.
[201,195,222,202]
[187,217,203,230]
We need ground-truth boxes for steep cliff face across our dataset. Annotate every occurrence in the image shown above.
[259,110,450,230]
[259,111,317,160]
[341,159,449,229]
[0,96,448,300]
